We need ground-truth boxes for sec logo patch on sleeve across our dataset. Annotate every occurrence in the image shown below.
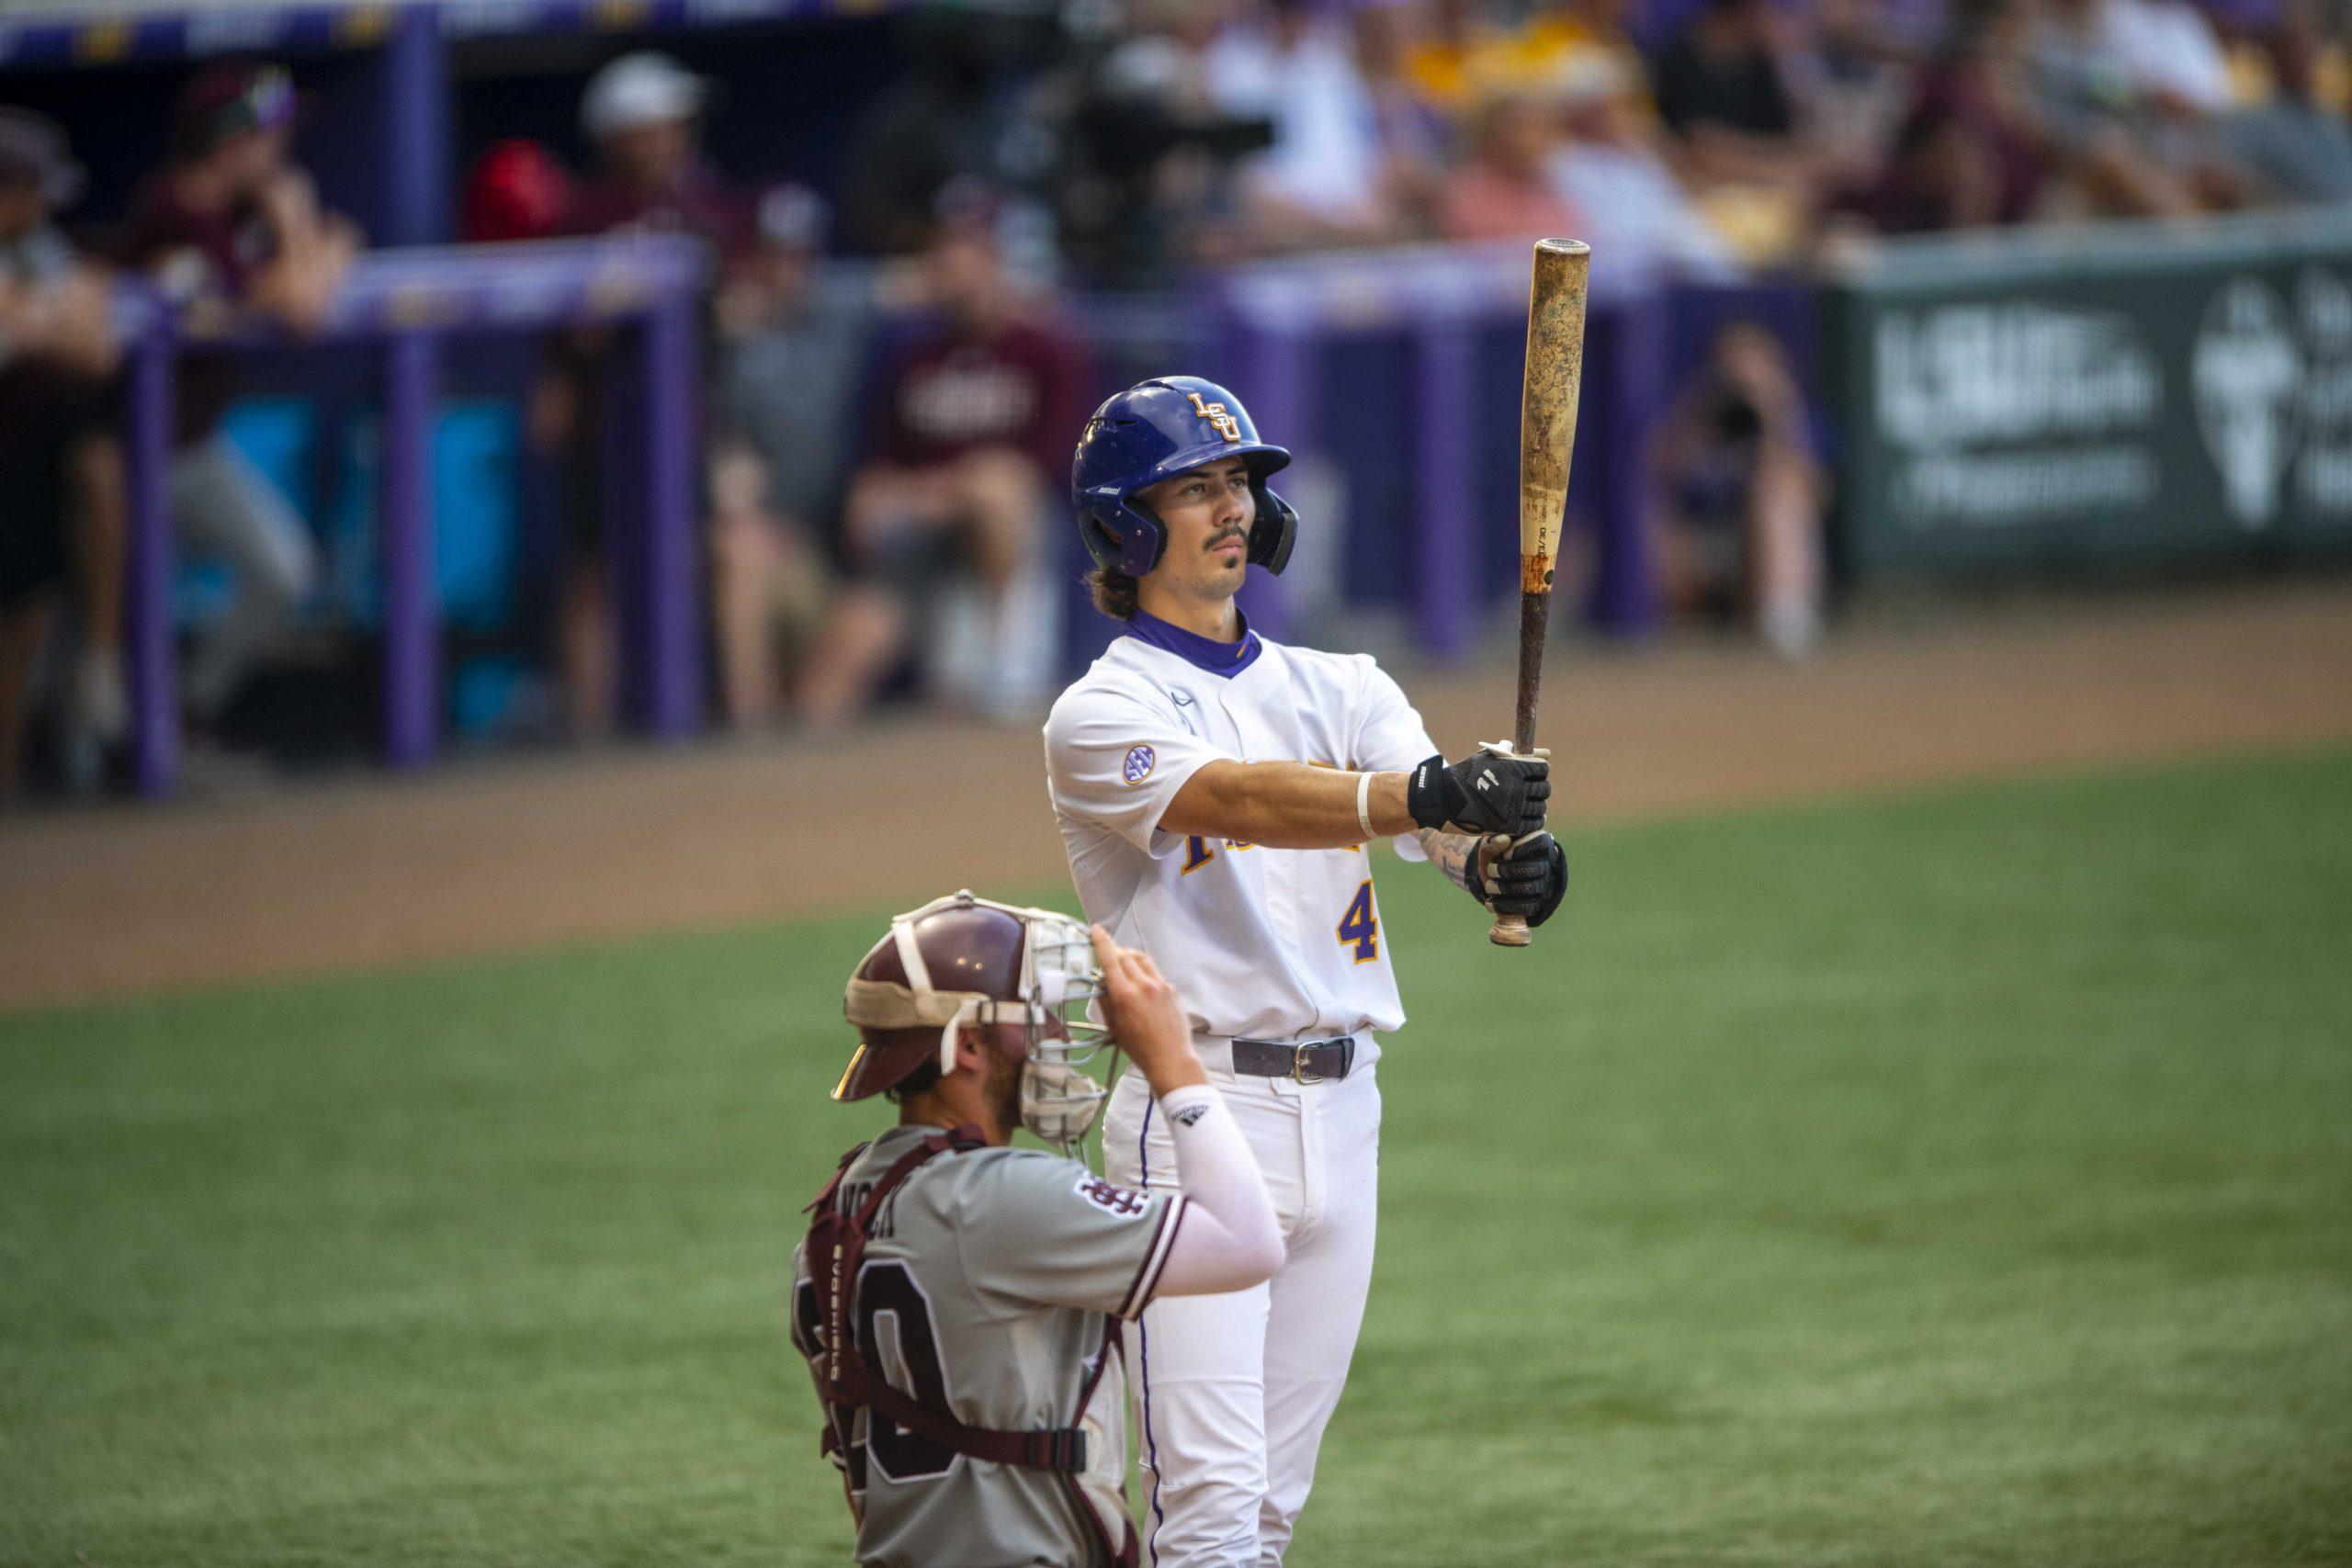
[1122,744,1157,785]
[1075,1174,1151,1217]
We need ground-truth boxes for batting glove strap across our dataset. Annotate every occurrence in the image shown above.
[1408,750,1552,838]
[1472,833,1568,928]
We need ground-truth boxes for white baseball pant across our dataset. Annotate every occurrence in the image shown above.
[1103,1055,1381,1568]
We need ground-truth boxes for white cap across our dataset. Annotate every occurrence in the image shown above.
[1551,51,1632,107]
[582,51,709,141]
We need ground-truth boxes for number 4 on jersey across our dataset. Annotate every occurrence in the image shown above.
[1337,880,1379,964]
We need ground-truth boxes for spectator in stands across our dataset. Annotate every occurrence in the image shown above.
[0,109,123,796]
[1206,0,1419,251]
[1499,0,1655,118]
[797,186,1086,728]
[708,185,873,729]
[1405,0,1507,113]
[1056,0,1266,286]
[567,52,752,247]
[1442,88,1587,243]
[1875,0,1959,63]
[2098,0,2235,118]
[1650,321,1825,659]
[1352,0,1451,235]
[2222,0,2352,203]
[1874,0,2060,227]
[542,51,752,737]
[842,6,1059,258]
[460,139,574,244]
[1651,0,1815,191]
[1829,97,2008,234]
[125,61,354,751]
[2030,0,2219,215]
[1550,55,1740,286]
[1409,0,1650,123]
[1791,0,1921,188]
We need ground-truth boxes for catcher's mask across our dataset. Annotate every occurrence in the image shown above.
[836,890,1114,1152]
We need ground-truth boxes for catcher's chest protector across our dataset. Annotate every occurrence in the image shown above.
[801,1129,1138,1568]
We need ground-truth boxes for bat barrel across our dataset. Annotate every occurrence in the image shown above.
[1494,237,1589,953]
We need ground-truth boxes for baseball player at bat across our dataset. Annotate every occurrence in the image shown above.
[1044,377,1568,1565]
[791,891,1283,1567]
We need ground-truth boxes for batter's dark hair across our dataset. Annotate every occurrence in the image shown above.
[1089,566,1140,621]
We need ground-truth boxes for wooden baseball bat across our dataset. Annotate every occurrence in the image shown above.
[1489,238,1589,949]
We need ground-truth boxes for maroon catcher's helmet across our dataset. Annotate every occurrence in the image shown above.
[832,891,1113,1134]
[834,892,1029,1101]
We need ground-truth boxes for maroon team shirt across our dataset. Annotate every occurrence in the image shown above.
[122,174,276,445]
[560,164,755,265]
[548,164,754,416]
[866,316,1089,479]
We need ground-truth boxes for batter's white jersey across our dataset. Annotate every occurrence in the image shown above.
[1042,618,1439,1054]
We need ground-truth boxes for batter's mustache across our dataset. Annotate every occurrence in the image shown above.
[1206,527,1247,552]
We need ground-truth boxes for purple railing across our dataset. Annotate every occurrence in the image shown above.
[118,234,1814,798]
[119,234,707,797]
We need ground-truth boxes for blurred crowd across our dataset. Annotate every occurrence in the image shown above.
[4,0,2350,794]
[0,51,1093,794]
[878,0,2352,281]
[0,62,357,795]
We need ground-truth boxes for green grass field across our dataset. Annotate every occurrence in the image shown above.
[4,749,2349,1567]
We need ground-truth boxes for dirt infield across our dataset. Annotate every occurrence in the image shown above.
[3,578,2347,1013]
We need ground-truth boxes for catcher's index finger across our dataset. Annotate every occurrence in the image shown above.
[1091,924,1147,988]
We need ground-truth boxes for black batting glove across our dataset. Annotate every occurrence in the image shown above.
[1408,748,1551,839]
[1472,832,1568,927]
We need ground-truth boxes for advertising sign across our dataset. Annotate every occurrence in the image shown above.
[1838,214,2352,573]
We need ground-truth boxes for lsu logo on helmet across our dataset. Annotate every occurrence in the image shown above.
[1070,376,1298,579]
[1188,391,1243,443]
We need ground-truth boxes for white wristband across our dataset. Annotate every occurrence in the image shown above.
[1355,771,1378,841]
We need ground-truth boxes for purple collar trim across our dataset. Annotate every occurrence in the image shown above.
[1124,608,1261,677]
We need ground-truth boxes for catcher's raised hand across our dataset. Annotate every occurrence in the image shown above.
[1407,747,1551,839]
[1468,832,1568,928]
[1088,926,1206,1096]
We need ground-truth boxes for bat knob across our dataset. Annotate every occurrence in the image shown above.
[1487,914,1532,948]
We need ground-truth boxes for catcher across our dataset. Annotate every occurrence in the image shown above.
[790,891,1283,1567]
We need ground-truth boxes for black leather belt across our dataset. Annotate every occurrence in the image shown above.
[1230,1035,1356,1084]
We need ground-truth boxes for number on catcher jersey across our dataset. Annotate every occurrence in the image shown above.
[788,1128,1187,1566]
[793,1261,962,1484]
